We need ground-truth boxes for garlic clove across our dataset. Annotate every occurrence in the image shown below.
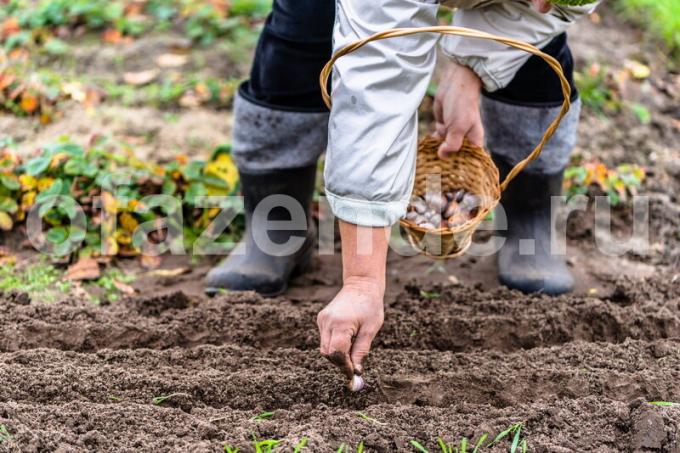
[428,213,442,225]
[443,200,461,220]
[349,374,365,392]
[447,212,468,228]
[411,198,427,214]
[424,192,447,213]
[405,211,419,221]
[461,193,481,209]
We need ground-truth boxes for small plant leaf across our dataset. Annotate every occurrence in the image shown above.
[251,411,275,421]
[410,440,429,453]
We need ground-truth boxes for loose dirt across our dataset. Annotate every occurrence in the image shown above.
[1,6,679,453]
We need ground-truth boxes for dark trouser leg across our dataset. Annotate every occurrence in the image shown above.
[206,0,335,297]
[482,33,580,295]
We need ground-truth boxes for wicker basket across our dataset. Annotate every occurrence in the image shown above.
[320,26,572,259]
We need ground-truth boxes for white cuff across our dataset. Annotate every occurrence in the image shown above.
[326,190,409,227]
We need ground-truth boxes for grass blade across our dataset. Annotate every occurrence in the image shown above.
[251,411,275,421]
[472,433,488,453]
[293,437,308,452]
[410,440,429,453]
[510,424,522,453]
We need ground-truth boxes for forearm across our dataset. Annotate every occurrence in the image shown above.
[339,221,389,295]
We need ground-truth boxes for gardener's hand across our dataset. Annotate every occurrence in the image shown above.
[433,61,484,159]
[531,0,552,13]
[317,277,385,380]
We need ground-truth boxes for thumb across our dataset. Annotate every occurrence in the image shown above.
[350,327,377,375]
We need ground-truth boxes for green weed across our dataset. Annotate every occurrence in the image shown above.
[564,160,646,206]
[250,411,275,421]
[410,424,524,452]
[615,0,680,57]
[252,435,280,453]
[336,441,365,453]
[649,401,679,406]
[0,261,71,302]
[151,392,188,406]
[0,425,10,444]
[419,290,441,300]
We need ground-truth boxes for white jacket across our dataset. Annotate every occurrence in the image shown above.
[324,0,599,227]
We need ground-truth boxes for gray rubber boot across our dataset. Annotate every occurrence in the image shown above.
[494,161,574,295]
[482,96,581,295]
[205,89,328,297]
[205,165,317,297]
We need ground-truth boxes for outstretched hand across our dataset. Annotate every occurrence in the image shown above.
[317,278,384,380]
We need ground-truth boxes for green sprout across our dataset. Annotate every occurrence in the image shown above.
[250,411,275,421]
[336,442,364,453]
[252,435,280,453]
[0,425,10,444]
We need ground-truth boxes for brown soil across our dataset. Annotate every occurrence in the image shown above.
[1,7,680,453]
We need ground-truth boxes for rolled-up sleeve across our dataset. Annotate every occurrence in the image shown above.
[440,1,601,92]
[324,0,439,227]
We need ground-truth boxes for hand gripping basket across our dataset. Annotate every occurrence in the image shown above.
[320,26,571,259]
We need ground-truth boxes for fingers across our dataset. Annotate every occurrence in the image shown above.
[327,328,355,380]
[467,120,485,148]
[349,327,378,376]
[437,128,465,160]
[434,122,446,139]
[317,312,331,356]
[433,96,444,126]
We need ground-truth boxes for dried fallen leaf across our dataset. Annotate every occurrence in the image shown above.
[66,257,101,281]
[123,69,159,86]
[179,91,201,108]
[0,211,13,231]
[156,53,189,68]
[112,279,135,295]
[148,267,190,278]
[20,93,39,114]
[1,17,20,38]
[102,29,124,44]
[624,59,651,80]
[140,254,162,269]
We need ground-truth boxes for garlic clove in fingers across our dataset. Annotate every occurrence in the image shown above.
[349,374,365,392]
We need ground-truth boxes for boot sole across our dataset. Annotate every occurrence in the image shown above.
[204,243,315,299]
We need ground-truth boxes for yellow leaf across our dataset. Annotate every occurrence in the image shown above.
[21,190,36,211]
[0,211,12,231]
[204,152,238,194]
[625,59,651,80]
[119,212,139,233]
[101,192,119,214]
[19,174,37,190]
[102,236,119,256]
[115,229,132,245]
[50,152,69,168]
[37,177,55,192]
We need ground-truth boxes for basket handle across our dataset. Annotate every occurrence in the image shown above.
[319,26,572,192]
